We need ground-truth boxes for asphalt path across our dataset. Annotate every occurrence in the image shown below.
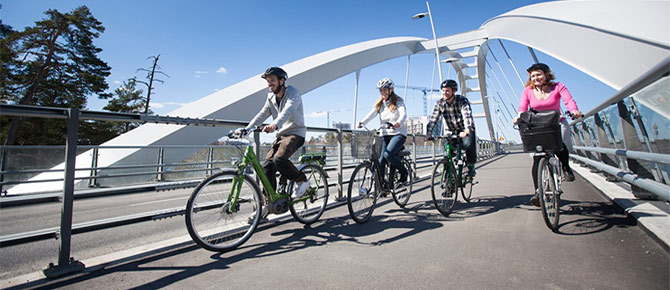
[3,152,667,289]
[0,161,435,280]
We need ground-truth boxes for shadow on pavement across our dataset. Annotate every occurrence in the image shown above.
[556,200,635,235]
[23,203,444,289]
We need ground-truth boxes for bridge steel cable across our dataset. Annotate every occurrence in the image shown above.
[485,59,520,109]
[485,69,518,116]
[485,78,515,120]
[488,48,522,104]
[497,39,527,87]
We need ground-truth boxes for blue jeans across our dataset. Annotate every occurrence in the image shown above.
[461,132,477,164]
[379,134,408,182]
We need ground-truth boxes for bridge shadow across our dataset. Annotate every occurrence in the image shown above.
[556,200,635,235]
[25,204,444,289]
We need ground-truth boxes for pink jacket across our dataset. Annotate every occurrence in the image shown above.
[518,82,579,114]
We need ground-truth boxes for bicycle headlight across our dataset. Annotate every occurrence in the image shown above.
[536,145,544,152]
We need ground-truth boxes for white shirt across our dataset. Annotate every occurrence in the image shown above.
[360,96,407,136]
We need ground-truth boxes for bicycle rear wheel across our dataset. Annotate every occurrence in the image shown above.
[431,159,458,216]
[347,162,378,223]
[185,171,262,252]
[289,164,329,224]
[538,158,560,232]
[391,159,413,208]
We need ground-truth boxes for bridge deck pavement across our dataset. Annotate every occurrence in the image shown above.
[6,152,669,290]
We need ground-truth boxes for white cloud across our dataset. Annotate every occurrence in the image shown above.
[113,80,121,85]
[151,102,165,108]
[216,67,228,74]
[194,71,208,78]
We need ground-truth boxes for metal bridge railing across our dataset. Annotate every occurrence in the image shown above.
[0,103,503,277]
[567,57,670,202]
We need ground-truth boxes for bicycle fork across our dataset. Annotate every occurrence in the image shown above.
[548,156,563,196]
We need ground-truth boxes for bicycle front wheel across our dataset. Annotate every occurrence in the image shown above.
[391,159,413,208]
[461,174,474,203]
[431,159,458,216]
[289,164,329,225]
[538,157,560,232]
[185,171,262,252]
[347,162,378,223]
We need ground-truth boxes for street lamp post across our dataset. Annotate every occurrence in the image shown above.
[413,0,443,82]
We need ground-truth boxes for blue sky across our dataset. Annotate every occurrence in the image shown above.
[2,0,618,142]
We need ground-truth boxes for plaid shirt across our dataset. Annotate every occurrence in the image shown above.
[426,95,475,135]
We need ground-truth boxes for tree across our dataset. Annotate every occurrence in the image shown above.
[136,54,168,114]
[1,6,111,145]
[102,78,148,132]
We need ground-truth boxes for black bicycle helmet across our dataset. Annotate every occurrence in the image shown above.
[440,79,458,91]
[527,63,550,73]
[261,67,288,80]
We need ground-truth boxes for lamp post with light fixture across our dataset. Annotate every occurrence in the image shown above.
[412,0,442,82]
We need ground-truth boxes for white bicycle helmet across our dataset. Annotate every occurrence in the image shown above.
[376,78,394,89]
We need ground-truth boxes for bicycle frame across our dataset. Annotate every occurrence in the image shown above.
[439,138,465,188]
[227,139,320,213]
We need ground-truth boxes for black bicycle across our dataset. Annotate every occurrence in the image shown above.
[516,110,574,232]
[347,123,414,223]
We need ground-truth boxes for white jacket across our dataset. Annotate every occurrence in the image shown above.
[360,96,407,136]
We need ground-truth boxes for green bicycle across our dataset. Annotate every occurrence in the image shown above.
[429,134,477,217]
[185,127,329,252]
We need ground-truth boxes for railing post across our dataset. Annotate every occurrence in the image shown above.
[156,147,165,181]
[618,100,656,199]
[88,147,99,187]
[43,108,85,278]
[412,134,417,178]
[206,147,214,177]
[0,148,7,195]
[336,129,345,201]
[629,98,664,182]
[593,114,621,181]
[580,122,601,163]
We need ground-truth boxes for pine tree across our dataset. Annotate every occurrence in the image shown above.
[1,6,111,145]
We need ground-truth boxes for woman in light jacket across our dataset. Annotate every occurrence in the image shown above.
[359,78,408,185]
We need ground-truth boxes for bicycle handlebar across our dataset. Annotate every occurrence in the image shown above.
[227,126,262,139]
[359,122,394,132]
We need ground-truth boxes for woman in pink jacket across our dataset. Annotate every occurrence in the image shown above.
[514,63,583,207]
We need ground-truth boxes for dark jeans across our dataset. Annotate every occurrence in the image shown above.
[262,135,307,194]
[379,134,408,182]
[461,132,477,164]
[531,143,572,189]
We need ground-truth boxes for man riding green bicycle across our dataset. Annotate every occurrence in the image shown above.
[425,79,477,176]
[236,67,311,212]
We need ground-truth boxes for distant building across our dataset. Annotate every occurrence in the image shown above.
[333,122,351,130]
[406,116,442,136]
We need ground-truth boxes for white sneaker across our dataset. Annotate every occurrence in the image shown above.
[293,180,311,199]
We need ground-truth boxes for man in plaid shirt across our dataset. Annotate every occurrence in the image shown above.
[425,79,477,176]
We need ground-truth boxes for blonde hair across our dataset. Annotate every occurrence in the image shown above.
[374,90,399,113]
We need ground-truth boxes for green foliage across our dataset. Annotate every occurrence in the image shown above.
[1,6,111,145]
